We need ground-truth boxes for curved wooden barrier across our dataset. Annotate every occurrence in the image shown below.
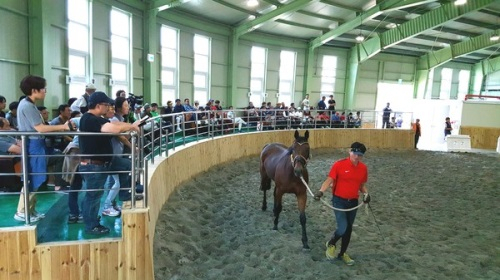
[146,129,414,253]
[0,129,413,279]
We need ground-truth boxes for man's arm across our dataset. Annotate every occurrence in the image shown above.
[34,122,70,133]
[101,120,140,134]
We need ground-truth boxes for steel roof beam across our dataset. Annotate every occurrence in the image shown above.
[417,29,500,70]
[234,0,318,38]
[320,0,362,12]
[353,0,496,63]
[309,0,430,49]
[152,0,191,11]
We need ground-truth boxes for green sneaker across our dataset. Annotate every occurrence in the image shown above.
[325,241,336,260]
[340,253,355,266]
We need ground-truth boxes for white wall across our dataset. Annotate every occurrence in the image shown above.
[461,101,500,127]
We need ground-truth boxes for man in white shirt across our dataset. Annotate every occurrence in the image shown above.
[70,83,97,113]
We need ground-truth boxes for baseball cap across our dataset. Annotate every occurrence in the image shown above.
[143,103,151,110]
[350,142,366,156]
[85,83,96,90]
[88,91,113,107]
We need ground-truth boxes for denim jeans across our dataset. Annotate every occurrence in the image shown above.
[103,175,120,209]
[108,156,133,201]
[80,164,109,231]
[332,196,358,236]
[68,173,82,216]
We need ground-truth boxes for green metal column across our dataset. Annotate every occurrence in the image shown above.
[414,69,429,99]
[227,32,238,107]
[144,8,158,103]
[303,45,315,101]
[470,62,485,95]
[28,0,50,78]
[344,47,360,110]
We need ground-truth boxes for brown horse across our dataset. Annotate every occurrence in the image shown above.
[260,130,311,249]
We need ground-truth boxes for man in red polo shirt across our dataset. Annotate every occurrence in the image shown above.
[314,142,371,265]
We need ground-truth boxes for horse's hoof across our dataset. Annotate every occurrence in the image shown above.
[272,226,278,230]
[302,245,311,250]
[262,206,267,211]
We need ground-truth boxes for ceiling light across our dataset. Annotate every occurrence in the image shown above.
[490,35,500,41]
[356,34,365,42]
[248,15,256,20]
[454,0,466,5]
[247,0,259,7]
[386,23,397,29]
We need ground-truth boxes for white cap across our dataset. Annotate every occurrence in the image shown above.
[85,83,96,90]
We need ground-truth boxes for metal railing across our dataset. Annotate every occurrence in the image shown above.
[0,131,143,225]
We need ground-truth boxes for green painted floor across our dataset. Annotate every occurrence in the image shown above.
[0,190,122,243]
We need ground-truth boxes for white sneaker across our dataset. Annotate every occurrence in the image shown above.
[14,212,41,222]
[32,211,46,219]
[102,207,120,217]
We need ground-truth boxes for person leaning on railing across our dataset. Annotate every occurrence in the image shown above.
[78,91,141,235]
[15,75,73,223]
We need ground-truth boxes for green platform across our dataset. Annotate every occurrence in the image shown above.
[0,191,122,243]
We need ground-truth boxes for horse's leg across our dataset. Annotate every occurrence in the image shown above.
[297,192,310,249]
[260,165,271,211]
[273,187,283,230]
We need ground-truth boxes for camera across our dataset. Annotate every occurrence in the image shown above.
[127,93,144,109]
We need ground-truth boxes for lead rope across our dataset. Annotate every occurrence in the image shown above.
[300,176,366,212]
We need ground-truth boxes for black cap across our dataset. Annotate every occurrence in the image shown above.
[88,91,114,107]
[350,142,366,155]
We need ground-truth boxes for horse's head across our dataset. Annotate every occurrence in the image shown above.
[290,130,310,177]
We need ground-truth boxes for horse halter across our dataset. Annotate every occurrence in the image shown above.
[290,141,309,168]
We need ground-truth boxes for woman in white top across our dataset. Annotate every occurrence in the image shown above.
[227,106,247,132]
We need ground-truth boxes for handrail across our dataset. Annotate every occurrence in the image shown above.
[0,130,144,226]
[465,94,500,101]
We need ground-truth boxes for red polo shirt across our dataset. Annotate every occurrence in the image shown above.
[328,158,367,199]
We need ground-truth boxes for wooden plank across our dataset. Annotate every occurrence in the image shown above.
[27,228,41,280]
[0,232,9,279]
[68,245,79,280]
[79,244,90,280]
[8,231,21,280]
[50,246,61,280]
[135,213,145,279]
[18,231,30,280]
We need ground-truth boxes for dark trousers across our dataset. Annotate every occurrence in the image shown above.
[414,134,420,149]
[382,118,390,128]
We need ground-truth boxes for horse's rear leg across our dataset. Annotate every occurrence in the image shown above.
[297,192,310,249]
[273,188,283,230]
[260,167,272,211]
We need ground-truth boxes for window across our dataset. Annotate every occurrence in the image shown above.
[457,70,470,100]
[425,68,434,99]
[250,46,267,106]
[278,51,296,106]
[161,26,179,104]
[110,8,131,95]
[320,55,337,98]
[67,0,90,98]
[193,34,211,104]
[439,68,453,100]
